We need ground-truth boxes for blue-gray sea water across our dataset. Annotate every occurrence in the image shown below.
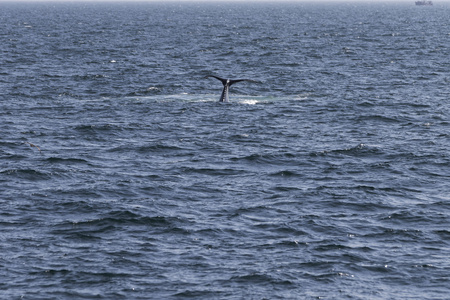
[1,1,449,299]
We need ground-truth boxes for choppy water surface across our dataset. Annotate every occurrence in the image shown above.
[1,2,450,299]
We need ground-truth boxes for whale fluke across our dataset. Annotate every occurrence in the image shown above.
[206,75,257,102]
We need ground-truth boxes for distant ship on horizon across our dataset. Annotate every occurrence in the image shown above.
[415,0,433,5]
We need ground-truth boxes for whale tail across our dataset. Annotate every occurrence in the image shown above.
[205,75,257,102]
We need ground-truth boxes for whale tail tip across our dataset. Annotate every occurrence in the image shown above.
[206,75,258,102]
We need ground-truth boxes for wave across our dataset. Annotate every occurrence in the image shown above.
[51,210,191,237]
[310,143,385,158]
[46,157,89,164]
[124,93,306,105]
[0,168,52,180]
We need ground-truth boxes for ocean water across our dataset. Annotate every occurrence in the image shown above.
[1,1,450,299]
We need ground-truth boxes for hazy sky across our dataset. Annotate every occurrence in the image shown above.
[0,0,445,2]
[0,0,442,3]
